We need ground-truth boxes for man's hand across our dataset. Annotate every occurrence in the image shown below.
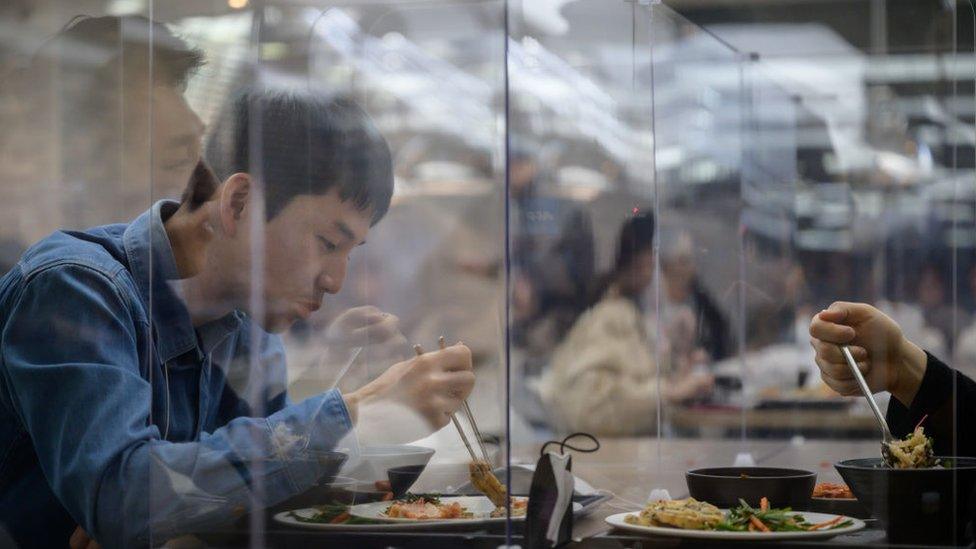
[70,527,100,549]
[326,306,407,350]
[343,343,474,439]
[323,306,409,365]
[809,301,927,406]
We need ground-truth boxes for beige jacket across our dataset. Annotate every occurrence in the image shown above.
[539,296,666,436]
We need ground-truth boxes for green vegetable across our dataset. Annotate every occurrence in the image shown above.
[401,493,442,504]
[289,503,380,525]
[710,499,852,532]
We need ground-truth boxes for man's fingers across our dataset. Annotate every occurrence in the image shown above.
[820,372,859,396]
[336,306,388,326]
[810,339,867,363]
[430,344,473,372]
[349,316,401,341]
[809,315,856,343]
[817,303,850,323]
[815,355,870,383]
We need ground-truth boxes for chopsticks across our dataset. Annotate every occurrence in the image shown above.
[413,337,492,465]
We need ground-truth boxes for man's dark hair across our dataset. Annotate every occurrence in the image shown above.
[5,15,206,226]
[35,15,204,90]
[202,89,394,225]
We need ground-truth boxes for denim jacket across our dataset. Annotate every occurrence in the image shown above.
[0,201,352,548]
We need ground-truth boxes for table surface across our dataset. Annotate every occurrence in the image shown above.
[526,437,879,542]
[236,437,896,548]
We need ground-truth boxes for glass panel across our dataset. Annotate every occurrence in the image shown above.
[0,0,970,547]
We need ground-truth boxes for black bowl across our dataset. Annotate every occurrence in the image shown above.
[388,464,427,498]
[686,467,817,509]
[836,457,976,545]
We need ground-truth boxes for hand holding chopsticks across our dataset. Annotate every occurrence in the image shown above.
[413,337,507,507]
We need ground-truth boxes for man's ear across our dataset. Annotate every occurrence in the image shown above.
[218,173,252,238]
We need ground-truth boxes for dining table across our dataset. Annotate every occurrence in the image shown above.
[196,435,953,548]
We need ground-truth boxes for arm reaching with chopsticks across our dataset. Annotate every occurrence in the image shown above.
[809,301,976,457]
[342,343,475,442]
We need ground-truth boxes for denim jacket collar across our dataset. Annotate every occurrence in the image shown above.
[122,200,200,363]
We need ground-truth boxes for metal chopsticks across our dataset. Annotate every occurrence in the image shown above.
[412,338,492,465]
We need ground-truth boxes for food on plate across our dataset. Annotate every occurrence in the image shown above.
[885,425,939,469]
[289,503,380,525]
[470,460,508,507]
[812,482,854,499]
[624,497,853,533]
[715,498,852,532]
[384,494,474,520]
[624,497,723,529]
[489,497,529,518]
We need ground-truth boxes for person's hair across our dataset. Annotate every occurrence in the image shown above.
[613,213,656,273]
[33,15,204,90]
[201,89,394,224]
[2,15,206,226]
[587,212,656,306]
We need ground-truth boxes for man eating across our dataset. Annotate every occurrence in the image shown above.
[0,87,474,548]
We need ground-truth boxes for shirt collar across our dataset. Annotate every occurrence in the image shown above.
[122,200,199,362]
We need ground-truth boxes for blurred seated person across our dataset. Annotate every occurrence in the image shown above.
[660,228,731,361]
[507,141,595,364]
[915,261,969,353]
[538,214,713,436]
[810,302,976,457]
[0,89,474,548]
[953,263,976,377]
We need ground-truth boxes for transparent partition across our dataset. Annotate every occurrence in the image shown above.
[508,0,749,511]
[0,0,973,547]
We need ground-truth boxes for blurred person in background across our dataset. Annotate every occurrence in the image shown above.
[0,15,206,236]
[660,227,731,361]
[508,142,595,362]
[538,214,714,436]
[915,260,969,354]
[952,262,976,378]
[0,89,474,548]
[810,302,976,457]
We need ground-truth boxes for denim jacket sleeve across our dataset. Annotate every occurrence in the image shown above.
[0,264,353,548]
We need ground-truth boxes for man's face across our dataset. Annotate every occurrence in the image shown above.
[254,189,373,332]
[123,83,204,203]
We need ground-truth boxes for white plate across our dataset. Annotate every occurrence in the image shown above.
[605,510,866,541]
[350,496,524,525]
[274,509,441,532]
[275,497,581,531]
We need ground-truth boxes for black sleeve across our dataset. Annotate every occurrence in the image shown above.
[886,352,976,458]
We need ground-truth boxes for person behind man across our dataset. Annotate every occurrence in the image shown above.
[0,88,474,548]
[810,302,976,457]
[660,228,731,361]
[1,15,206,232]
[538,214,713,436]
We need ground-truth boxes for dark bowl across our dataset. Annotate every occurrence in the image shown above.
[686,467,817,509]
[836,457,976,545]
[388,464,427,498]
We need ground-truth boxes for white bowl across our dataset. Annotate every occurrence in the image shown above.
[339,444,435,483]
